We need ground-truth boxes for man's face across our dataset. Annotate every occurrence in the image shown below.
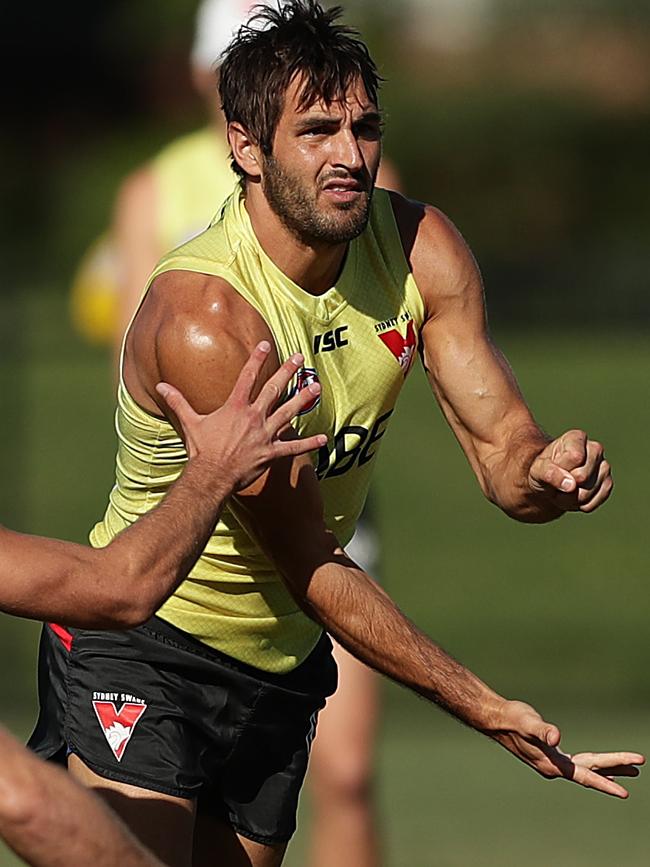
[260,75,382,246]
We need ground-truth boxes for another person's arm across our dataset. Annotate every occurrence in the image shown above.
[390,192,612,523]
[0,726,162,867]
[0,344,325,629]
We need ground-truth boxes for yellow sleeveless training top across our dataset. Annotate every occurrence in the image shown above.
[91,186,425,672]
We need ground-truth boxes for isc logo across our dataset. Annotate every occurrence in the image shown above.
[313,326,349,354]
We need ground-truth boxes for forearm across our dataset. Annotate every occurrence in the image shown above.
[289,551,504,733]
[0,456,233,628]
[98,455,233,622]
[0,727,161,867]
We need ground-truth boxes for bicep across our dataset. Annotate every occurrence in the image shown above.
[407,204,536,462]
[421,297,533,454]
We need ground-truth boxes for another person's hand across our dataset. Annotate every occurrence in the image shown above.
[528,429,613,513]
[156,341,326,490]
[488,699,644,798]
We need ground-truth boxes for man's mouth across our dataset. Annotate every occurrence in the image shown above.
[321,177,366,202]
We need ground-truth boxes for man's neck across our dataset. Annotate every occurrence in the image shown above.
[244,184,348,297]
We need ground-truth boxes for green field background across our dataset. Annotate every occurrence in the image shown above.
[0,292,648,865]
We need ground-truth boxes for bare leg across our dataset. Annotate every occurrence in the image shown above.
[0,727,160,867]
[69,754,195,867]
[193,810,287,867]
[307,640,381,867]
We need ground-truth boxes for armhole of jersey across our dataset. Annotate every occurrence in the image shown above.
[117,255,282,389]
[375,188,426,329]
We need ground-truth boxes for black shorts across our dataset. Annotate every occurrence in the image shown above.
[28,618,337,845]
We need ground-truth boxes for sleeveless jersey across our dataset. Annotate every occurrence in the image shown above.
[90,186,425,672]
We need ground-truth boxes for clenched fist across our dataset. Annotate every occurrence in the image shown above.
[528,429,613,513]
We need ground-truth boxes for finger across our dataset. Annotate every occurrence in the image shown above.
[530,457,577,494]
[553,429,588,472]
[596,766,640,777]
[579,473,614,512]
[272,433,328,458]
[254,353,305,416]
[155,382,199,429]
[570,763,629,799]
[268,382,322,434]
[573,751,645,770]
[228,341,272,405]
[571,440,604,487]
[519,711,561,748]
[576,458,610,503]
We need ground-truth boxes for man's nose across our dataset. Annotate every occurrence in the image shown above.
[332,129,364,172]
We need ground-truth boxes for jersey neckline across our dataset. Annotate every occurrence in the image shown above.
[229,186,359,325]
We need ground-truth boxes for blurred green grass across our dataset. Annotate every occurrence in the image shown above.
[1,290,649,865]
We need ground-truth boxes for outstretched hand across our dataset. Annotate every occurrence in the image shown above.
[490,700,644,799]
[528,429,613,513]
[155,341,327,490]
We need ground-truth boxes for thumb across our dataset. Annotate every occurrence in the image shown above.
[530,456,576,493]
[521,708,561,746]
[541,723,561,747]
[554,429,588,471]
[155,382,198,430]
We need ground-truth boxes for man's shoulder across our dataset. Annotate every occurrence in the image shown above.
[386,191,480,306]
[147,269,257,326]
[127,269,274,415]
[387,191,459,258]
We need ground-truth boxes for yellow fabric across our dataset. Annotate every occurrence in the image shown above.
[152,127,236,252]
[69,233,120,345]
[91,187,425,672]
[70,127,236,344]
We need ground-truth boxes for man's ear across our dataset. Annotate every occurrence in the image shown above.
[228,122,262,180]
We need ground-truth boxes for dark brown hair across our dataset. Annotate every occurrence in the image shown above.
[219,0,381,179]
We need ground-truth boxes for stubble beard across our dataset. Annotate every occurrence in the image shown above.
[261,154,375,246]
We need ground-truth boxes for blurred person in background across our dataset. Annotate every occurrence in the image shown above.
[69,2,400,865]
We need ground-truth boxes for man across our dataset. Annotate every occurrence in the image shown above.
[74,2,392,861]
[29,3,641,867]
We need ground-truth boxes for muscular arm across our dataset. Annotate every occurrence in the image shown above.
[391,192,612,522]
[0,458,231,629]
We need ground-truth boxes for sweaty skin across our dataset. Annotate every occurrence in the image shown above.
[116,75,635,808]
